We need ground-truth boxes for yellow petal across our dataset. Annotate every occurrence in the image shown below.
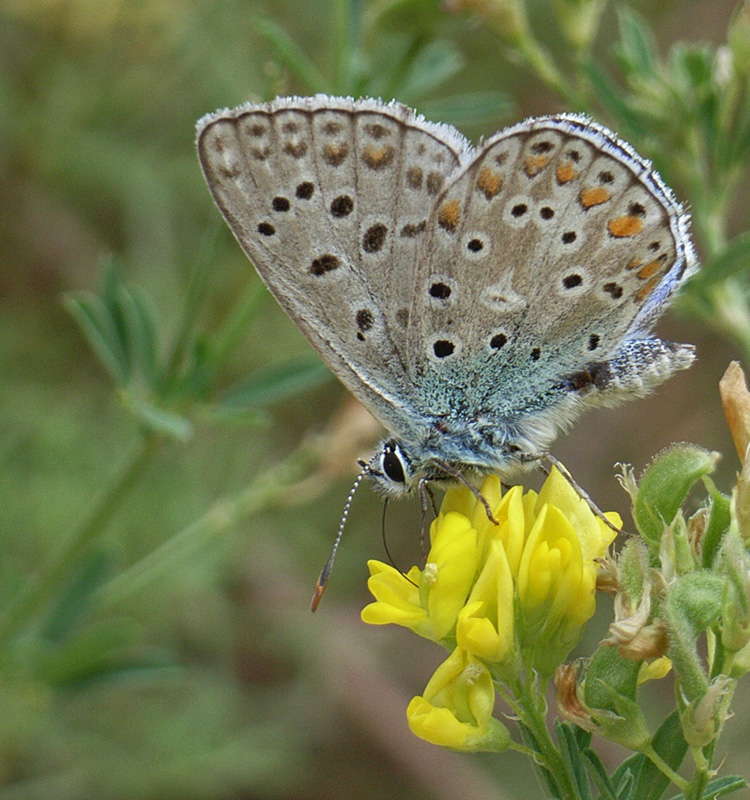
[424,512,480,639]
[407,648,498,750]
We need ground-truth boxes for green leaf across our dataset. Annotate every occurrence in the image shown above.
[254,16,329,94]
[611,753,640,799]
[35,617,141,687]
[419,90,512,128]
[695,231,750,287]
[616,7,658,79]
[666,776,746,800]
[518,722,560,798]
[583,62,643,143]
[630,712,687,800]
[556,722,592,800]
[397,40,465,101]
[63,292,130,385]
[693,775,747,799]
[43,546,117,642]
[371,0,443,36]
[700,483,731,569]
[129,398,193,441]
[120,286,160,390]
[103,263,135,376]
[584,645,640,710]
[581,748,618,800]
[219,357,331,410]
[633,445,719,550]
[669,572,725,632]
[665,573,724,701]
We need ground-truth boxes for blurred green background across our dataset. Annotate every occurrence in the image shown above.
[2,0,750,798]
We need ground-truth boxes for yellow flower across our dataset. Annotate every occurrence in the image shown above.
[361,510,480,643]
[362,468,619,677]
[406,647,511,752]
[638,656,673,684]
[456,539,515,663]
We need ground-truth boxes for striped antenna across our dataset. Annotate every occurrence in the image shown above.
[311,462,370,611]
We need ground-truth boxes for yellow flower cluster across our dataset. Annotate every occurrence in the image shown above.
[362,468,619,750]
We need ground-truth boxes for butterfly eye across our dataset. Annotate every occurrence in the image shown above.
[382,446,406,484]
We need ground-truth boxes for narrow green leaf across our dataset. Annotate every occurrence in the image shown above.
[701,485,731,568]
[616,7,658,78]
[700,775,747,798]
[220,358,331,410]
[666,775,748,800]
[581,748,618,800]
[254,17,329,94]
[397,40,465,101]
[202,404,270,427]
[695,231,750,287]
[116,286,160,390]
[518,721,560,798]
[207,279,267,378]
[35,617,141,687]
[331,0,363,95]
[62,293,130,384]
[102,263,134,375]
[43,546,116,642]
[583,62,643,142]
[127,288,160,389]
[419,91,512,128]
[611,754,639,799]
[556,722,592,800]
[371,0,443,36]
[129,398,193,441]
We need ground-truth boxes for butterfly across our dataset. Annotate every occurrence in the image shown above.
[196,96,696,504]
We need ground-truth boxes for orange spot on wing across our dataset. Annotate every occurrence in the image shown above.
[636,259,662,280]
[524,155,550,177]
[608,215,644,238]
[579,187,612,208]
[323,142,349,166]
[438,199,462,233]
[476,167,503,199]
[362,144,395,169]
[556,161,579,184]
[636,276,660,301]
[626,257,643,270]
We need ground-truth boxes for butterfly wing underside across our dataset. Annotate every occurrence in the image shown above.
[197,97,469,435]
[406,116,694,420]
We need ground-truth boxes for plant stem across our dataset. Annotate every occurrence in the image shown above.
[94,441,322,610]
[516,683,579,800]
[0,434,162,648]
[640,743,690,795]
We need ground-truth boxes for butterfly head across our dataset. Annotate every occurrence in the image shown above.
[365,439,418,496]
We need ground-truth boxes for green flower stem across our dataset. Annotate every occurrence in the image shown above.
[515,37,580,107]
[0,433,163,649]
[639,743,690,795]
[514,682,579,800]
[95,441,322,610]
[685,748,711,800]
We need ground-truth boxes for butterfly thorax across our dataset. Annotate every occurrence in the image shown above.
[366,412,554,496]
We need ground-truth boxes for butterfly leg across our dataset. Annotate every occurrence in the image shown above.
[543,453,623,537]
[432,460,499,524]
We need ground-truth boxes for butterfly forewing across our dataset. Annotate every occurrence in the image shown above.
[407,116,690,419]
[197,97,469,435]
